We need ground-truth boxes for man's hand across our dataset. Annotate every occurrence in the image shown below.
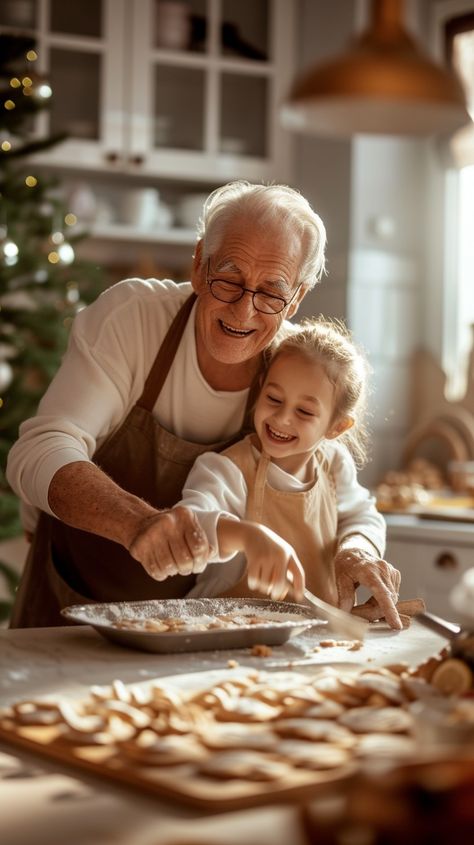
[334,546,402,629]
[128,506,209,581]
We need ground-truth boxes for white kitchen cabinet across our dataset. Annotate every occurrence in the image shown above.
[0,0,294,183]
[385,514,474,622]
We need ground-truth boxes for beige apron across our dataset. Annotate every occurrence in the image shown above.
[10,294,259,628]
[218,435,339,604]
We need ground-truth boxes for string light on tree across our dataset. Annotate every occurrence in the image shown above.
[49,225,75,265]
[66,282,80,304]
[1,131,13,151]
[47,241,75,265]
[35,81,52,100]
[0,360,13,391]
[0,227,19,267]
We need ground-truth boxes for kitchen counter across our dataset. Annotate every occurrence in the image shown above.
[0,622,447,845]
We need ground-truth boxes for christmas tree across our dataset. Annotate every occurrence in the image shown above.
[0,34,104,617]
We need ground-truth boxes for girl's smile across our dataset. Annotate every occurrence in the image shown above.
[254,350,348,478]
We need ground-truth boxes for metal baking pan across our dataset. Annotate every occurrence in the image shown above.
[61,598,319,653]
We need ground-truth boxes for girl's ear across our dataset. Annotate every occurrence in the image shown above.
[327,416,354,440]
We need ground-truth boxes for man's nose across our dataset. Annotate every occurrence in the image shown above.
[231,290,258,318]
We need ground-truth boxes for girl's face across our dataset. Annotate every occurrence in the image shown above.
[254,350,347,476]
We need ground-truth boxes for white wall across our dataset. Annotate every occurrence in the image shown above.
[292,0,432,486]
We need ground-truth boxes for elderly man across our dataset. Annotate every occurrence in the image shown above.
[7,180,401,628]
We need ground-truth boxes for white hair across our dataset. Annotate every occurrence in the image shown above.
[196,180,326,289]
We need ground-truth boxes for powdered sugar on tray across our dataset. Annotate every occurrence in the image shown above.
[60,598,319,653]
[63,598,317,630]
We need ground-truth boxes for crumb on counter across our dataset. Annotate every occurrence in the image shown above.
[227,659,240,669]
[318,639,363,650]
[250,644,273,658]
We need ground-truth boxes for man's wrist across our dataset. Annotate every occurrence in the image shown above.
[337,534,380,558]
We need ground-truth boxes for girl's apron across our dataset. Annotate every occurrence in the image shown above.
[218,435,339,604]
[10,295,258,628]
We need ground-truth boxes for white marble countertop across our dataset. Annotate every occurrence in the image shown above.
[385,512,474,543]
[0,622,447,845]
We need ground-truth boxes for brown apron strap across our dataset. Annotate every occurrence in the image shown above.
[246,451,271,522]
[136,288,263,427]
[136,292,197,412]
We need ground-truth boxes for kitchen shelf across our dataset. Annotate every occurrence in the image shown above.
[88,223,197,246]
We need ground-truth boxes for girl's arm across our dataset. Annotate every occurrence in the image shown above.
[217,516,305,601]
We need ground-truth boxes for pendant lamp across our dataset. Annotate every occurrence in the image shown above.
[281,0,470,137]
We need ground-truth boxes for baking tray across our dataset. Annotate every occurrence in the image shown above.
[61,598,319,653]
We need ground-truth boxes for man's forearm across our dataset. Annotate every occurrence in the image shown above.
[48,461,159,550]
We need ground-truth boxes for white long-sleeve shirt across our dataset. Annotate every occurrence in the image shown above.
[178,440,386,597]
[7,279,251,532]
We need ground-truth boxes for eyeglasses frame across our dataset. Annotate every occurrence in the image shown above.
[205,258,301,315]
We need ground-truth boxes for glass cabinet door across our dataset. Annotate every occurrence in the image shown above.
[0,0,37,28]
[0,0,294,182]
[130,0,293,182]
[220,0,270,60]
[8,0,129,170]
[153,65,205,150]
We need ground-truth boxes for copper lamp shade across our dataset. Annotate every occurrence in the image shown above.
[281,0,469,137]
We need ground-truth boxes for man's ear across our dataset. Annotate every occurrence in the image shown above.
[287,283,308,318]
[190,239,205,294]
[327,416,354,440]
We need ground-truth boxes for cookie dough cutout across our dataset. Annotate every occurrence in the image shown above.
[273,718,356,748]
[339,706,413,734]
[199,723,277,752]
[197,750,290,781]
[120,731,205,766]
[11,700,63,727]
[304,700,346,720]
[355,732,416,759]
[276,739,351,770]
[214,697,281,723]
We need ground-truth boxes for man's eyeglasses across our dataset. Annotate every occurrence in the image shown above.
[206,259,301,315]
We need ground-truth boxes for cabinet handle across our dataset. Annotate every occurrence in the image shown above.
[434,552,458,570]
[130,155,145,166]
[105,151,120,163]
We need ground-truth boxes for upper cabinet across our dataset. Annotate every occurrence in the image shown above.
[0,0,295,183]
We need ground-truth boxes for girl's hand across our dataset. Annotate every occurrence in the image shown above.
[129,506,209,581]
[334,546,402,629]
[244,523,305,602]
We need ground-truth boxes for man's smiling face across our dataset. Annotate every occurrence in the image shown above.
[191,216,305,387]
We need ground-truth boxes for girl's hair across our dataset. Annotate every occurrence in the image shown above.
[268,317,371,467]
[197,180,327,288]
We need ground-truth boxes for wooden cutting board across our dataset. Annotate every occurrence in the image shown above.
[0,717,355,812]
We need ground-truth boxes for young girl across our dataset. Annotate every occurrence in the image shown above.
[176,317,393,613]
